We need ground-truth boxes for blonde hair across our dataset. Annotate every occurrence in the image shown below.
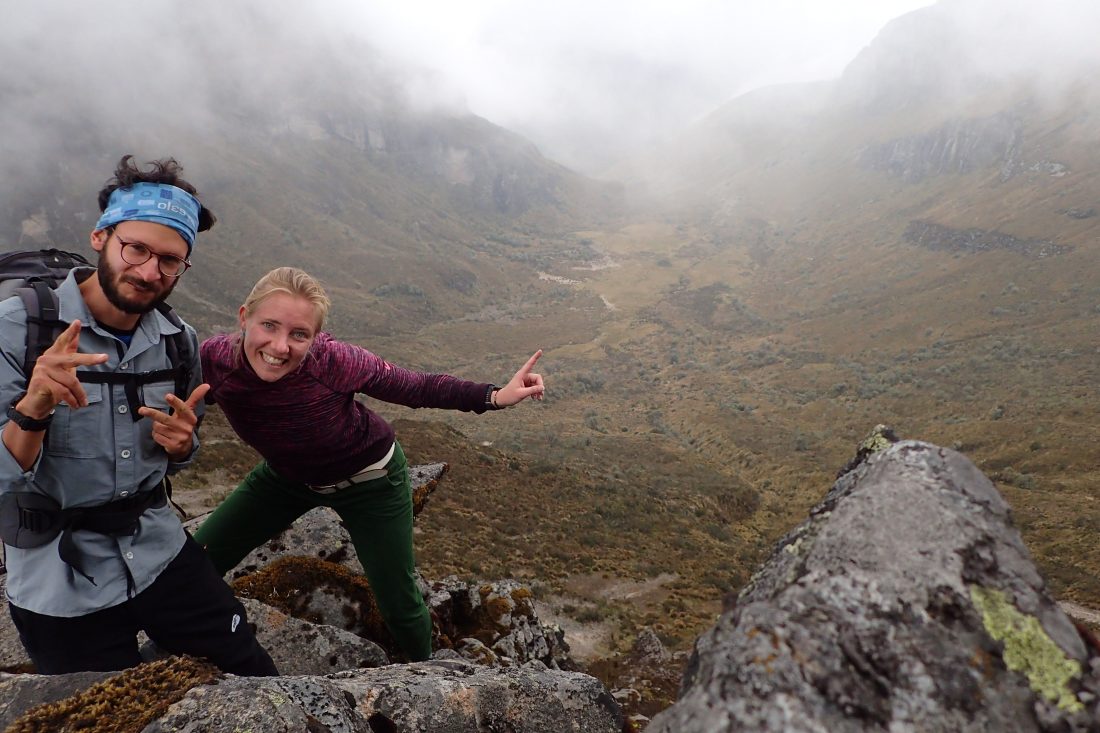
[242,267,331,329]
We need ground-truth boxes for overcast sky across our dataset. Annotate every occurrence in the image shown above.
[333,0,937,171]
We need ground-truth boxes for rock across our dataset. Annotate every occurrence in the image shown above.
[428,576,574,669]
[858,112,1023,183]
[241,598,390,674]
[4,658,623,733]
[144,660,622,733]
[630,628,671,665]
[1,656,218,732]
[184,462,449,580]
[139,598,390,674]
[589,628,686,723]
[232,556,403,658]
[0,670,114,728]
[648,440,1100,731]
[903,220,1071,259]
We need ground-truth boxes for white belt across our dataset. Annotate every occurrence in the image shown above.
[309,442,395,494]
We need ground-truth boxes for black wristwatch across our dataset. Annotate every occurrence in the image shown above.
[484,384,504,411]
[6,394,54,431]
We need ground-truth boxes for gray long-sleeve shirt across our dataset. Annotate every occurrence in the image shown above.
[0,268,201,617]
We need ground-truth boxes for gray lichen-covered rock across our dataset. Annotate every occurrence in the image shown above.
[139,598,390,674]
[649,440,1100,732]
[184,462,448,579]
[428,576,573,669]
[0,670,114,728]
[241,598,390,674]
[141,660,622,733]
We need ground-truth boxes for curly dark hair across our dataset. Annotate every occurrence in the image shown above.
[96,155,216,232]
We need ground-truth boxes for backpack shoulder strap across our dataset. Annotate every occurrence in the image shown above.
[154,301,194,399]
[17,282,64,378]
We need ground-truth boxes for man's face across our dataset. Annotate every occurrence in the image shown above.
[91,221,188,314]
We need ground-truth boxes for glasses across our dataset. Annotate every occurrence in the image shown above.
[116,237,192,278]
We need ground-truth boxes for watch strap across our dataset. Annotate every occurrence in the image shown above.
[6,393,54,431]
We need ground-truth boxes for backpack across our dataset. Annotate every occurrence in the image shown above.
[0,248,193,416]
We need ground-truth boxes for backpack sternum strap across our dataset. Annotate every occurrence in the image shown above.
[78,367,189,422]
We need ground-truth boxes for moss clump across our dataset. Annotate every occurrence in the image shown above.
[232,555,405,659]
[7,656,220,733]
[484,595,516,627]
[970,585,1083,713]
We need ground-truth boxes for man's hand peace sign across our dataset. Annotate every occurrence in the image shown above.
[19,320,108,419]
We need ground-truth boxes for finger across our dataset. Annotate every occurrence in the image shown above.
[50,374,89,408]
[184,383,211,410]
[138,406,173,425]
[521,385,546,399]
[55,386,84,410]
[61,353,109,368]
[165,393,199,423]
[516,349,543,376]
[525,373,544,388]
[48,320,82,353]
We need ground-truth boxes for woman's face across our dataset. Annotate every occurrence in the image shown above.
[238,292,319,382]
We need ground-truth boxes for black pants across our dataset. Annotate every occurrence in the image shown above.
[8,535,278,676]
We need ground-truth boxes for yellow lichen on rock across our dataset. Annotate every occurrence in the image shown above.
[859,425,895,455]
[970,585,1083,713]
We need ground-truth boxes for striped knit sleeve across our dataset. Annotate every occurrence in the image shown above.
[315,335,490,413]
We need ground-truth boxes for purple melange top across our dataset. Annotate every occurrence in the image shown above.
[200,332,491,485]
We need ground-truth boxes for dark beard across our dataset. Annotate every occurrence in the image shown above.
[97,251,175,314]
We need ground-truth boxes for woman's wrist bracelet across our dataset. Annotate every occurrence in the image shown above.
[485,384,505,410]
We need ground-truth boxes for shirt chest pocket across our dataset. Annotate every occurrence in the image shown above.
[141,380,176,413]
[46,383,105,458]
[139,380,177,454]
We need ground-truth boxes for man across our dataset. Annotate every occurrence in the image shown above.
[0,155,276,675]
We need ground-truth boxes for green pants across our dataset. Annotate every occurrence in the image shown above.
[193,442,432,661]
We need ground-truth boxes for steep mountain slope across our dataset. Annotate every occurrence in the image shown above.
[581,0,1100,610]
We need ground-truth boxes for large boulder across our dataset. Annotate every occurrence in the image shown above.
[649,439,1100,731]
[240,597,390,674]
[2,658,624,733]
[139,597,390,675]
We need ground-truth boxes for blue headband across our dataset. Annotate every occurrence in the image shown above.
[94,183,201,254]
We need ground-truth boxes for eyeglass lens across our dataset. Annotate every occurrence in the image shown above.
[119,241,188,277]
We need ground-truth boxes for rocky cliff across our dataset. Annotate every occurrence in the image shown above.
[648,432,1100,731]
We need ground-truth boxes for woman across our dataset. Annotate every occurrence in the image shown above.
[193,267,544,661]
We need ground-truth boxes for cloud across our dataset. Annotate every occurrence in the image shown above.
[4,0,1092,182]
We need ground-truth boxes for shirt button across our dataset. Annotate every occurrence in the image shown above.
[118,405,128,414]
[120,449,132,459]
[120,490,129,497]
[125,552,134,560]
[120,362,130,370]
